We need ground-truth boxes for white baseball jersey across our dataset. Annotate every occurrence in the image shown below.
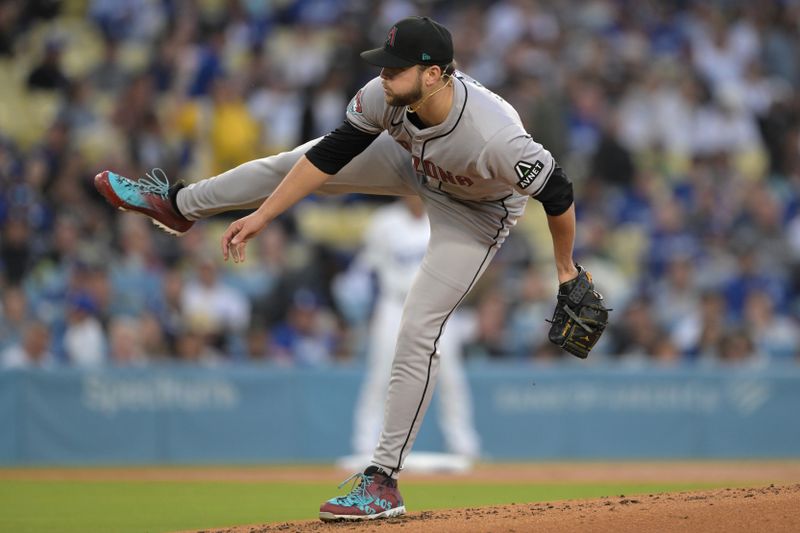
[360,203,430,301]
[346,72,556,205]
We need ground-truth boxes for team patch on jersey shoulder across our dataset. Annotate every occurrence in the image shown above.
[515,160,544,189]
[348,89,364,114]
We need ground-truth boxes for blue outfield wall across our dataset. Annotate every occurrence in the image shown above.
[1,365,799,464]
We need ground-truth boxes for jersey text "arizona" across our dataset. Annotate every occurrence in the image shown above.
[412,156,474,187]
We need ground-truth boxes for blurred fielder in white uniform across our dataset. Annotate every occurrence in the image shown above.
[350,196,480,462]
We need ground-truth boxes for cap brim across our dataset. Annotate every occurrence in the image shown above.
[360,47,417,68]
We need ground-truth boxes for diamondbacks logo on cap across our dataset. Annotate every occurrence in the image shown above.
[515,160,544,189]
[387,26,397,47]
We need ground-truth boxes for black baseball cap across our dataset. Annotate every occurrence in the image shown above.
[360,16,453,68]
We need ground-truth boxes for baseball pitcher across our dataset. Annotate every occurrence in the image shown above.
[94,16,609,521]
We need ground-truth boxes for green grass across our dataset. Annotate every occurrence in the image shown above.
[0,479,726,533]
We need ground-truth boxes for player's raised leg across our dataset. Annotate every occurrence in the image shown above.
[94,132,414,233]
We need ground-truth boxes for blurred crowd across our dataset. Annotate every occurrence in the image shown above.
[1,0,800,369]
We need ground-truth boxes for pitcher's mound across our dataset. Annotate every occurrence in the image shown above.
[212,483,800,533]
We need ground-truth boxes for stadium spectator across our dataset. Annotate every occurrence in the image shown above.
[743,289,799,362]
[226,223,291,322]
[109,215,164,317]
[270,288,339,367]
[462,293,512,361]
[1,215,33,285]
[651,255,701,335]
[138,311,171,361]
[181,253,250,354]
[87,37,128,94]
[148,265,186,354]
[174,326,223,366]
[1,321,55,369]
[209,76,260,174]
[717,330,759,366]
[673,289,729,360]
[63,292,106,367]
[650,333,683,367]
[107,316,148,366]
[507,265,552,359]
[0,285,29,352]
[607,297,665,363]
[244,326,272,364]
[26,38,69,93]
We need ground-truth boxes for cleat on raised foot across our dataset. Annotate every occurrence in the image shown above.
[94,168,194,235]
[319,466,406,522]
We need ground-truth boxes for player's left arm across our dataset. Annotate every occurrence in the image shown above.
[538,169,611,358]
[533,163,578,283]
[479,126,610,357]
[546,203,579,283]
[478,125,577,281]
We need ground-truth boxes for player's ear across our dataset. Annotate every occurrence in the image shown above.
[424,65,444,85]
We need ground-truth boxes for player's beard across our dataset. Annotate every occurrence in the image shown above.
[385,73,424,108]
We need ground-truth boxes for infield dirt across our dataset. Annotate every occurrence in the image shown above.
[211,482,800,533]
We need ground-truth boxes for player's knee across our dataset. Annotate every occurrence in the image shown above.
[395,324,442,357]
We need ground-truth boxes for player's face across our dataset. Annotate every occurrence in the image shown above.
[380,66,423,107]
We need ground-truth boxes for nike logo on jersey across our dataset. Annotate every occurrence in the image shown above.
[515,160,544,189]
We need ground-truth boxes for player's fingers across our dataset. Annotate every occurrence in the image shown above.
[221,232,229,261]
[230,230,250,264]
[231,240,242,263]
[221,230,231,260]
[221,221,241,261]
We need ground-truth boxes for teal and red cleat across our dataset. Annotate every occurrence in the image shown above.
[94,168,194,235]
[319,466,406,521]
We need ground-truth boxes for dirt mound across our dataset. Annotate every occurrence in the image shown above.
[202,483,800,533]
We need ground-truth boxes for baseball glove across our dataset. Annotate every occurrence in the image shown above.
[547,264,610,358]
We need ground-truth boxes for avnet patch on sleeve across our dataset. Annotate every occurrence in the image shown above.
[514,160,544,189]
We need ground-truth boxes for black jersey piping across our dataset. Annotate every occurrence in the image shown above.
[392,193,511,475]
[390,106,404,127]
[403,123,415,140]
[417,76,469,177]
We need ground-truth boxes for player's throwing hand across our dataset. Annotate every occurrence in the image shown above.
[221,211,269,263]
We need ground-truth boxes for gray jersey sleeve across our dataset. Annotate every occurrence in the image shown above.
[477,124,556,197]
[346,77,390,134]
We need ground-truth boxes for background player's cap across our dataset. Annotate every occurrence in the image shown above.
[360,16,453,68]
